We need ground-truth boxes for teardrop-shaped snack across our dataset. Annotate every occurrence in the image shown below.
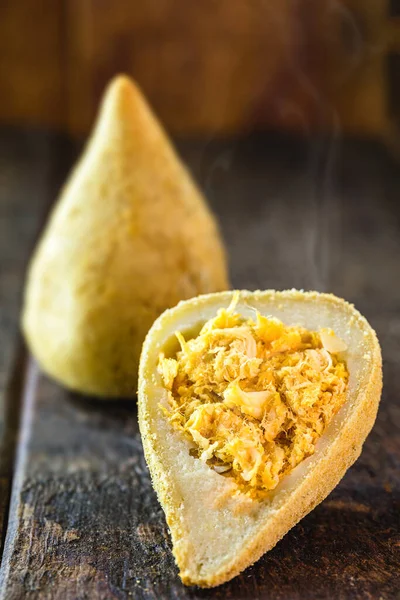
[22,75,228,397]
[138,290,382,587]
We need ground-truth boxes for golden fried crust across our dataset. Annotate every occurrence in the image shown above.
[138,290,382,587]
[22,75,228,397]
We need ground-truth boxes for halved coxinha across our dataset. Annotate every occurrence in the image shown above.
[138,289,382,587]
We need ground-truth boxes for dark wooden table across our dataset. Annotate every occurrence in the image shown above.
[0,128,399,599]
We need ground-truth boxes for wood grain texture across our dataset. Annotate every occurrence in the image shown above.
[64,0,396,136]
[0,129,74,543]
[0,132,399,598]
[0,1,65,130]
[1,1,400,136]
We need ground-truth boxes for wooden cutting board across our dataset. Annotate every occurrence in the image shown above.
[0,130,399,599]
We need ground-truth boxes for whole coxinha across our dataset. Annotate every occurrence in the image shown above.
[22,75,228,397]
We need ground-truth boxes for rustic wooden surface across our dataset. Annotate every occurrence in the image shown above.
[0,129,75,544]
[0,130,399,598]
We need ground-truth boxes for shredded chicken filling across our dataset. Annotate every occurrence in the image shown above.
[158,294,348,499]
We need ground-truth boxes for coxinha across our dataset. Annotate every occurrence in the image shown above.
[22,76,382,588]
[138,289,382,587]
[22,75,228,397]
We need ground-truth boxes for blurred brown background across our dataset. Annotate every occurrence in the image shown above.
[1,3,400,598]
[1,0,399,139]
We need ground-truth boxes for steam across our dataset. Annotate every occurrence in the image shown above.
[306,114,341,292]
[298,0,365,291]
[201,0,366,293]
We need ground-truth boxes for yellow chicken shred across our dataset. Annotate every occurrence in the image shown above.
[158,295,349,499]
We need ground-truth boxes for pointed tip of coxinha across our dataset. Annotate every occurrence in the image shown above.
[97,74,147,129]
[105,73,138,102]
[87,72,190,187]
[22,74,228,398]
[92,74,167,148]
